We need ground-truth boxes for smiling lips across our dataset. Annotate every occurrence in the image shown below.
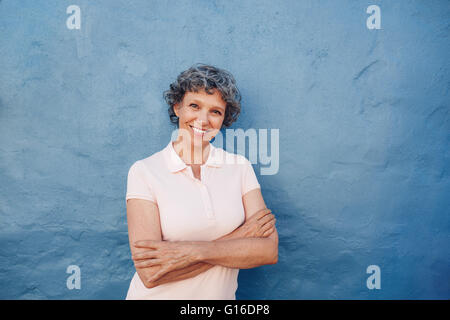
[190,125,209,135]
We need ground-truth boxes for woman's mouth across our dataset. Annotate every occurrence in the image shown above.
[190,125,208,136]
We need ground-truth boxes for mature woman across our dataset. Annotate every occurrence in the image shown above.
[125,64,278,300]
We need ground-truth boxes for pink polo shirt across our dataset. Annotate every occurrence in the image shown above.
[125,140,261,300]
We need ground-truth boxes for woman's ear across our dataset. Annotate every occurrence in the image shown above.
[173,103,180,117]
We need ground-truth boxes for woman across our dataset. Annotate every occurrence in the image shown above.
[125,64,278,300]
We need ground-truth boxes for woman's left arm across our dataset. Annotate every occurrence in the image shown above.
[194,187,278,268]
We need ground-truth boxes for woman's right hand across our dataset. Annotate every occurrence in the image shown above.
[239,208,276,238]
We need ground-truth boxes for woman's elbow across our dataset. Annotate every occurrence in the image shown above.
[142,277,158,289]
[266,240,278,265]
[270,246,278,265]
[266,229,279,265]
[136,269,159,289]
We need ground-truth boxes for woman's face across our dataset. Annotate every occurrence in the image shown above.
[174,89,226,147]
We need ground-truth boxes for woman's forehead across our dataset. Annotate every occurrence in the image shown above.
[183,89,226,108]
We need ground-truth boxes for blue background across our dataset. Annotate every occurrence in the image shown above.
[0,0,449,299]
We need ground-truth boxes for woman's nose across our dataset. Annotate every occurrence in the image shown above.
[194,119,207,128]
[194,112,208,125]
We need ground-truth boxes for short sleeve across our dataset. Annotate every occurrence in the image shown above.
[126,161,156,203]
[241,158,261,196]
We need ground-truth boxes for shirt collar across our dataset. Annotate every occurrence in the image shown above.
[164,141,223,173]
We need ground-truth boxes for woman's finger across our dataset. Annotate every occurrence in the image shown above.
[262,226,275,237]
[132,251,158,261]
[259,220,275,235]
[134,258,163,268]
[256,208,272,220]
[261,219,276,231]
[250,208,271,221]
[259,213,275,226]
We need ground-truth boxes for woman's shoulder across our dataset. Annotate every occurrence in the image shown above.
[213,145,251,167]
[129,145,168,174]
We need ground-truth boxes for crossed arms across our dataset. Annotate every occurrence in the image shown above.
[126,188,278,289]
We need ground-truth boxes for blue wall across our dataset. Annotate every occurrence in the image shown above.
[0,0,448,299]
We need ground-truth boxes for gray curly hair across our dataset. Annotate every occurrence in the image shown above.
[163,63,241,128]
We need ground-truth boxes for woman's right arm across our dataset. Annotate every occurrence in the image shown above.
[127,198,165,288]
[127,198,212,288]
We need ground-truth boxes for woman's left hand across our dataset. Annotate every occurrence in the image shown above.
[132,240,199,283]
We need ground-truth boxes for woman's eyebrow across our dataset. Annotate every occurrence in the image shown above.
[213,106,225,112]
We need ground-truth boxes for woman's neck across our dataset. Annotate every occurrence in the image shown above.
[173,139,210,166]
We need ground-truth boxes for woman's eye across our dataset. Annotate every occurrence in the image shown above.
[190,104,199,109]
[213,110,222,115]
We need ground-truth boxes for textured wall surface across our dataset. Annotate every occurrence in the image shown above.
[0,0,449,299]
